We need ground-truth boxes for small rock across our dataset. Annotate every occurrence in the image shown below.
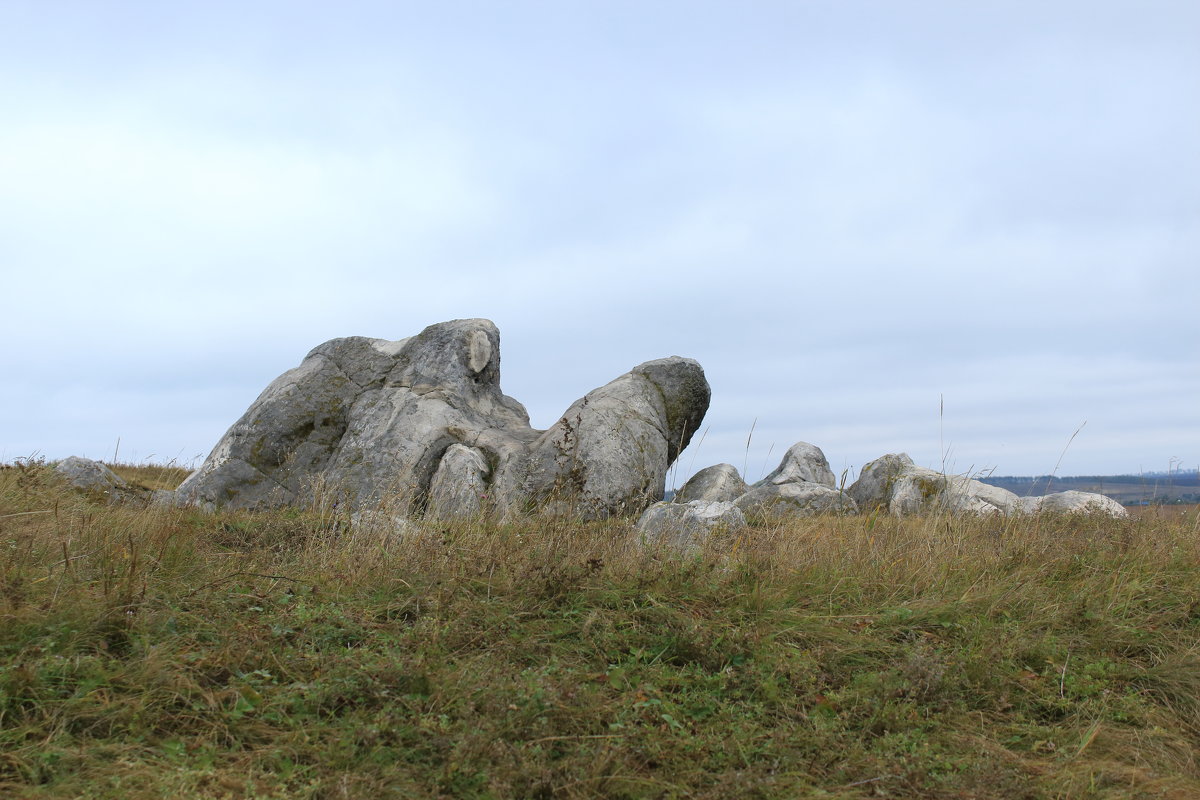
[519,356,711,519]
[635,500,746,552]
[54,457,135,503]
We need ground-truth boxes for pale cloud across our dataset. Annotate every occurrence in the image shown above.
[1,1,1196,481]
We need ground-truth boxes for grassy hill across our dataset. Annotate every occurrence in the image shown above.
[3,460,1200,798]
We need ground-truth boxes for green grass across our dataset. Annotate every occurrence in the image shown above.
[3,460,1200,798]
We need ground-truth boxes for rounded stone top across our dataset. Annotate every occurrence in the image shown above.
[388,318,503,389]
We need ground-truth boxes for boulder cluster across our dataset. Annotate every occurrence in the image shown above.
[51,319,1128,538]
[636,448,1126,551]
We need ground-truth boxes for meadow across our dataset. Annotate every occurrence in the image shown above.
[3,460,1200,799]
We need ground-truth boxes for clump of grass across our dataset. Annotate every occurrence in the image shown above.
[106,462,193,492]
[3,461,1200,798]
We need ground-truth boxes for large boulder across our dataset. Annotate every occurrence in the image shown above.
[176,319,710,520]
[674,463,748,504]
[511,357,711,518]
[847,453,1022,516]
[636,500,746,552]
[1021,491,1128,518]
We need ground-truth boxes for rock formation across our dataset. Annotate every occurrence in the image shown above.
[175,319,710,519]
[843,453,1131,518]
[676,442,856,521]
[846,453,1022,516]
[1020,490,1128,518]
[667,449,1128,524]
[163,318,1131,525]
[515,357,711,518]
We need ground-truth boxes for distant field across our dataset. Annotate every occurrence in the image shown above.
[1127,503,1200,523]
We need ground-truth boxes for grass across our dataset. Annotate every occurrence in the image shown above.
[3,460,1200,798]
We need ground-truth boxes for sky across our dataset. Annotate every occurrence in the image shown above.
[2,0,1197,485]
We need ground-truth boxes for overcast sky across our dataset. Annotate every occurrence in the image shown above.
[2,1,1197,484]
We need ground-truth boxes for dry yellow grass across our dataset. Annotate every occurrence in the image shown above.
[3,460,1200,798]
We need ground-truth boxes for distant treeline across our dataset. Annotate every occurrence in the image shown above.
[980,472,1200,505]
[985,472,1200,487]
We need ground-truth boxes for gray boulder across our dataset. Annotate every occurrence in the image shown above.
[635,500,746,552]
[734,482,858,520]
[674,463,748,504]
[513,357,710,519]
[753,441,837,489]
[725,441,854,519]
[54,456,136,503]
[844,453,912,512]
[848,453,1022,516]
[177,319,710,520]
[1021,491,1128,518]
[177,321,527,512]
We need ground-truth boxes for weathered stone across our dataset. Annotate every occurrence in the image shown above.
[511,356,710,519]
[734,482,858,520]
[635,500,746,552]
[54,456,126,491]
[754,442,837,489]
[1021,491,1128,517]
[427,444,490,519]
[847,453,1021,516]
[54,456,136,503]
[673,464,748,504]
[845,453,911,512]
[177,319,710,520]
